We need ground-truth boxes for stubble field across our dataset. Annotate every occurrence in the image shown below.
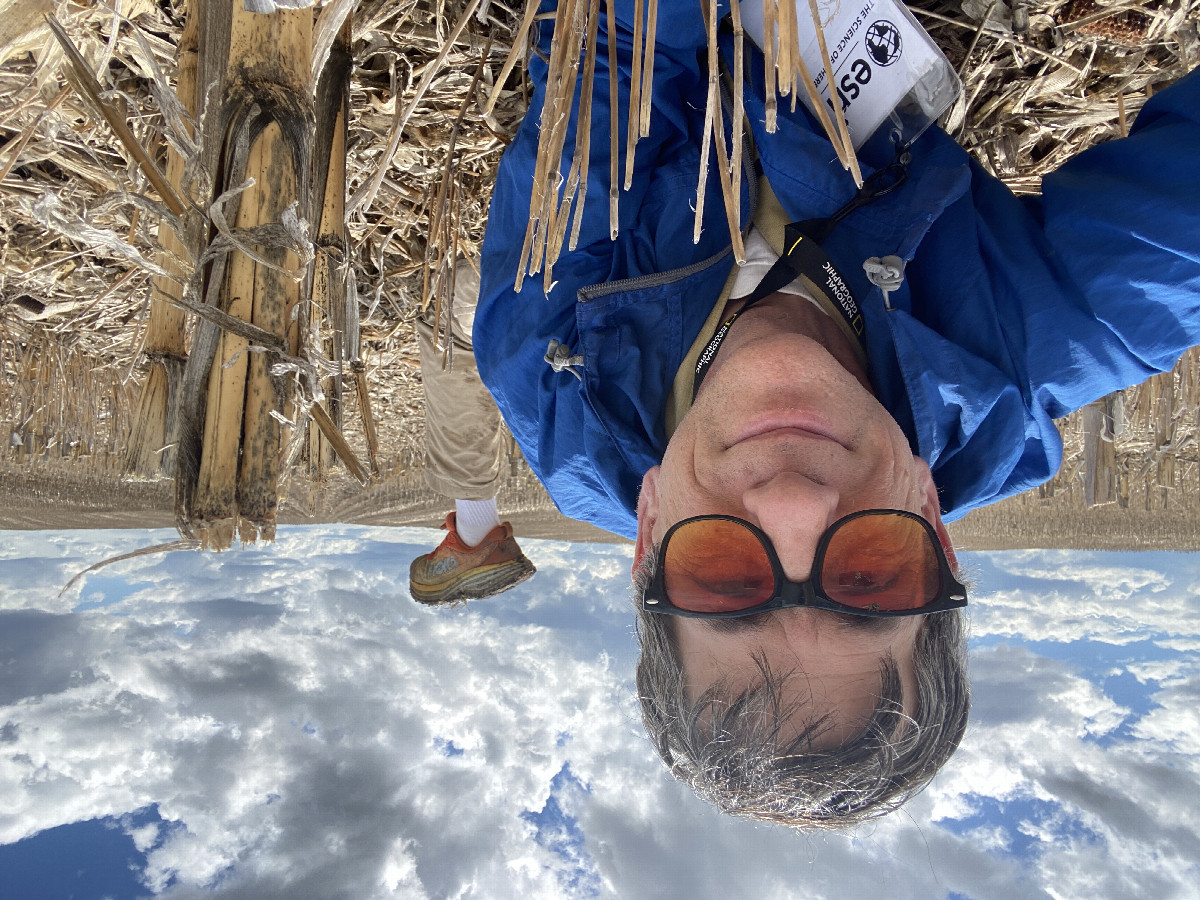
[1,0,1197,549]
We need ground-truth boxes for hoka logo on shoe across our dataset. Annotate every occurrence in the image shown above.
[430,557,458,577]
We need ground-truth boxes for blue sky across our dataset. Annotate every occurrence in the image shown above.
[1,528,1197,899]
[0,805,165,900]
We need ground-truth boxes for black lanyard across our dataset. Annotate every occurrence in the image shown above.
[692,144,911,401]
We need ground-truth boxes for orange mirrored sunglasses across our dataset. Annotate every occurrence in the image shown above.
[641,510,968,619]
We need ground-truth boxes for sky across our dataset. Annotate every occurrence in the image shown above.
[0,526,1198,900]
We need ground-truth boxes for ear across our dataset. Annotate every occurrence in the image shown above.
[913,457,958,573]
[633,465,661,577]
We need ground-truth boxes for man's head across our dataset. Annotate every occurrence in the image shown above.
[631,297,969,826]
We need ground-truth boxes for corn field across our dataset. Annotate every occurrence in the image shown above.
[1,0,1198,548]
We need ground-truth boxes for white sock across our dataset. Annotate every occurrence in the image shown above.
[454,497,502,547]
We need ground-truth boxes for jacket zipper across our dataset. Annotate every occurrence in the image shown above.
[577,76,760,303]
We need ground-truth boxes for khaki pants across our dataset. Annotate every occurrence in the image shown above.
[415,261,506,500]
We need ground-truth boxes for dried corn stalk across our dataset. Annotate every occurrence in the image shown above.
[125,5,198,479]
[309,13,354,477]
[180,1,315,549]
[514,0,866,292]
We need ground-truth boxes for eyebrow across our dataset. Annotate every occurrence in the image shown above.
[703,610,906,634]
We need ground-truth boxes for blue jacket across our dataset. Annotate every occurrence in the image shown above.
[475,0,1200,539]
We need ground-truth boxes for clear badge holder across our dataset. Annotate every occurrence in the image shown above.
[738,0,962,150]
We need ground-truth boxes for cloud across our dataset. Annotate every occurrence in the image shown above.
[0,534,1198,899]
[964,550,1200,647]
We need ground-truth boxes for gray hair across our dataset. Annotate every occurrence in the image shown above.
[632,546,969,828]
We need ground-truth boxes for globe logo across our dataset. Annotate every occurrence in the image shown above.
[864,20,903,67]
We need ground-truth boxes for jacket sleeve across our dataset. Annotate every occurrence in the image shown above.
[1020,68,1200,417]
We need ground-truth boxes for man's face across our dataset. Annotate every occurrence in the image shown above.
[634,327,956,748]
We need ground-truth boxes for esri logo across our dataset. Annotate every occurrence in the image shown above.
[864,20,903,67]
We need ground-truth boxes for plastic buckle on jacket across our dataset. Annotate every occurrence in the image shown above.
[544,340,584,381]
[863,256,906,309]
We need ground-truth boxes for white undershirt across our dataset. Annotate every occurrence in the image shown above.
[727,227,835,321]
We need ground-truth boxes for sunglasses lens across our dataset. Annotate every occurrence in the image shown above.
[821,514,942,611]
[663,519,776,613]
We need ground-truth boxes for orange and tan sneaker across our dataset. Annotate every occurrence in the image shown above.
[409,513,536,605]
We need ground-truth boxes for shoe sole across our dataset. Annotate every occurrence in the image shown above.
[410,557,536,605]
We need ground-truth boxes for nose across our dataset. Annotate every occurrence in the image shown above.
[741,474,840,581]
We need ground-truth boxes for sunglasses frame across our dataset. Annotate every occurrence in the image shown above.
[642,509,969,619]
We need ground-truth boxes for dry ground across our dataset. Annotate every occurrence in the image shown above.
[1,0,1198,548]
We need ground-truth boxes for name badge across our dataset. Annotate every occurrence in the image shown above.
[739,0,960,149]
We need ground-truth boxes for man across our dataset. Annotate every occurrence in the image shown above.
[472,0,1200,824]
[408,259,536,606]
